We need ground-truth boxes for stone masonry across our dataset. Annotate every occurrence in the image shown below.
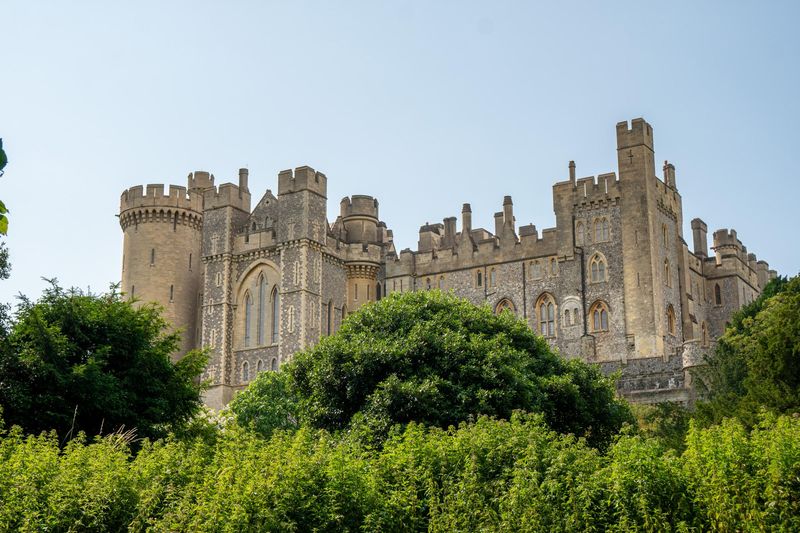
[118,118,777,409]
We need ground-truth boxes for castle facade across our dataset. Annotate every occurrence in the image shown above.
[119,118,777,409]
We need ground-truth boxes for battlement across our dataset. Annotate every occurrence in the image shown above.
[712,228,742,251]
[203,181,251,212]
[277,166,327,197]
[553,171,621,207]
[120,183,203,213]
[616,118,654,150]
[188,171,214,192]
[340,195,379,219]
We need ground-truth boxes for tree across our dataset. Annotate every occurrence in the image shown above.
[229,370,299,439]
[289,290,632,447]
[0,282,207,441]
[696,276,799,427]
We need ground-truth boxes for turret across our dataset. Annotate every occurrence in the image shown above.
[340,195,380,243]
[119,178,205,358]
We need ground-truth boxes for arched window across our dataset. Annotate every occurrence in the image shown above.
[495,298,515,315]
[667,305,676,335]
[590,254,607,283]
[326,300,333,335]
[242,361,250,382]
[426,278,432,290]
[550,258,558,276]
[438,276,444,290]
[576,222,585,245]
[271,358,278,371]
[590,301,610,332]
[376,283,382,300]
[271,287,279,343]
[664,260,671,287]
[714,283,722,306]
[564,308,572,326]
[256,360,263,373]
[572,309,580,326]
[531,260,542,279]
[489,268,496,287]
[536,293,557,337]
[257,275,266,345]
[244,292,253,347]
[594,218,609,242]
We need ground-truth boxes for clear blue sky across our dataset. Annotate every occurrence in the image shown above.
[2,1,799,303]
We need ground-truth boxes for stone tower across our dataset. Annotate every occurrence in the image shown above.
[119,174,206,357]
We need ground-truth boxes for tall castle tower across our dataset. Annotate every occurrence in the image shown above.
[119,173,209,357]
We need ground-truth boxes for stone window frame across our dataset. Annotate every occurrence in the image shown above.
[256,359,263,373]
[701,322,709,347]
[437,276,445,290]
[535,292,558,338]
[589,252,608,283]
[714,283,722,306]
[575,221,586,246]
[242,360,250,383]
[243,291,253,347]
[593,217,610,242]
[475,270,483,288]
[589,300,610,333]
[489,267,497,288]
[494,297,516,315]
[234,261,281,350]
[271,358,278,371]
[561,295,581,328]
[549,257,558,277]
[666,304,676,336]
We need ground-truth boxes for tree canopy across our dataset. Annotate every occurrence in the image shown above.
[0,282,207,441]
[285,290,632,447]
[696,275,800,426]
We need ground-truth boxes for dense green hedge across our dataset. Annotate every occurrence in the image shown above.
[1,412,798,532]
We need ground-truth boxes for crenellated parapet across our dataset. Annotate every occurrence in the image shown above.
[340,195,380,243]
[278,166,327,198]
[119,183,203,231]
[202,182,251,212]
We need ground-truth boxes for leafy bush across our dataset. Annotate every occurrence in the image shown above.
[1,412,798,531]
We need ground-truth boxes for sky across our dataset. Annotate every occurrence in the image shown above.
[2,1,799,304]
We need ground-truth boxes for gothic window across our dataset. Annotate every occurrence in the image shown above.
[536,293,557,337]
[590,301,610,332]
[257,275,266,345]
[590,254,607,283]
[495,298,515,315]
[271,287,280,343]
[576,222,585,246]
[564,308,572,326]
[594,218,609,242]
[489,268,496,288]
[326,301,333,335]
[664,260,672,287]
[714,283,722,306]
[271,358,278,371]
[572,308,580,326]
[550,258,558,276]
[256,360,263,373]
[667,305,676,335]
[242,361,250,382]
[244,292,253,347]
[476,270,483,287]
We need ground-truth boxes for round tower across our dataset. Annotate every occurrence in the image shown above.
[119,172,208,358]
[340,195,382,312]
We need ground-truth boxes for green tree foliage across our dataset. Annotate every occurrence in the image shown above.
[229,369,299,439]
[1,411,798,531]
[289,290,632,448]
[0,282,207,441]
[696,276,800,427]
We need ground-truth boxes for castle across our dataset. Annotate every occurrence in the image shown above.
[119,118,777,409]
